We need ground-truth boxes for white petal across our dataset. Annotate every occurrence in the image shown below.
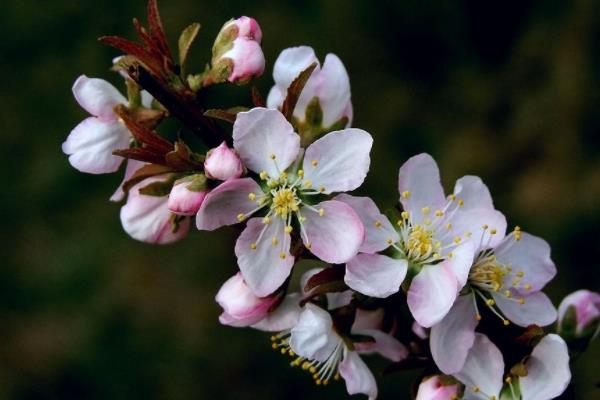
[452,176,494,211]
[270,46,319,95]
[72,75,126,120]
[233,107,300,177]
[110,159,146,202]
[492,291,557,327]
[290,304,341,362]
[252,293,303,332]
[339,349,378,400]
[315,54,352,127]
[520,334,571,400]
[302,129,373,194]
[352,328,408,362]
[345,253,407,298]
[447,208,507,251]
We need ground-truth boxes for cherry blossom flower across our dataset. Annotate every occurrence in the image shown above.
[267,46,353,129]
[120,174,190,244]
[430,228,557,374]
[341,153,506,327]
[453,333,570,400]
[196,107,371,296]
[416,375,460,400]
[557,289,600,339]
[204,141,244,181]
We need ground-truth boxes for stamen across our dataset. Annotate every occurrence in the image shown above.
[401,190,411,199]
[311,160,318,167]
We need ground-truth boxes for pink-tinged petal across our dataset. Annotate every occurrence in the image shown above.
[558,289,600,335]
[120,176,190,245]
[302,200,365,264]
[447,240,476,290]
[492,291,557,327]
[345,253,407,298]
[398,153,446,223]
[235,217,294,297]
[495,232,556,294]
[407,261,458,328]
[412,322,429,340]
[300,268,323,297]
[110,159,146,202]
[520,334,571,400]
[302,129,372,194]
[204,141,243,181]
[72,75,126,120]
[289,304,340,362]
[268,46,319,100]
[416,376,460,400]
[232,108,300,177]
[447,208,507,251]
[315,54,352,128]
[326,291,354,310]
[222,38,265,82]
[252,293,303,332]
[431,295,478,374]
[216,273,278,327]
[452,176,494,211]
[353,329,408,362]
[196,178,263,231]
[339,349,378,400]
[334,194,399,253]
[167,181,208,216]
[454,333,504,400]
[352,308,385,331]
[62,118,130,174]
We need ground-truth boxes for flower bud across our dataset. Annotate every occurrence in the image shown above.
[216,273,279,327]
[211,17,265,84]
[167,174,208,216]
[416,375,460,400]
[204,141,243,181]
[558,289,600,340]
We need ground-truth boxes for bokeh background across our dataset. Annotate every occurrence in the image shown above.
[1,0,599,398]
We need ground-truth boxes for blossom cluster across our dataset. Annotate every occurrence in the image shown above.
[62,2,598,399]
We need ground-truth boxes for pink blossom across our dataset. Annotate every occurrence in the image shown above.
[196,108,372,297]
[167,177,208,216]
[558,289,600,337]
[204,141,243,181]
[340,154,507,328]
[416,375,459,400]
[267,46,353,128]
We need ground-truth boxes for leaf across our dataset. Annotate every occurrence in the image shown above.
[113,148,166,165]
[204,109,237,123]
[281,62,317,120]
[165,140,203,170]
[114,105,173,154]
[99,36,162,77]
[515,325,545,346]
[251,86,265,107]
[178,22,201,67]
[304,264,345,292]
[147,0,171,58]
[138,179,173,197]
[122,164,174,193]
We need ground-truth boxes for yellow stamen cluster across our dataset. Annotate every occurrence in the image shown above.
[469,254,507,292]
[407,225,435,258]
[271,188,300,218]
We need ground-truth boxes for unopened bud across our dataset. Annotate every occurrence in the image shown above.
[416,375,460,400]
[558,289,600,340]
[167,174,208,216]
[204,141,243,181]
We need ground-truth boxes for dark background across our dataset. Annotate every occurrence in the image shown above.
[1,0,599,398]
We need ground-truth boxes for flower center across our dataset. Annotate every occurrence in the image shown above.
[271,187,300,219]
[469,254,508,292]
[407,225,435,258]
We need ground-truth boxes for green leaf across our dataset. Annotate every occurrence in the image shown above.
[304,96,323,128]
[138,179,173,197]
[178,22,201,68]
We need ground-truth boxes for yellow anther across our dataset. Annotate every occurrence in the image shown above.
[311,159,318,167]
[503,319,510,326]
[303,180,313,189]
[270,335,277,341]
[505,376,512,384]
[280,348,287,354]
[297,169,304,177]
[490,229,497,235]
[386,239,393,245]
[315,379,321,386]
[305,242,312,249]
[475,314,482,321]
[250,243,257,250]
[322,379,329,386]
[458,199,464,206]
[279,252,286,260]
[374,220,382,228]
[279,172,288,181]
[309,367,316,374]
[397,219,404,226]
[263,216,271,225]
[435,241,442,249]
[486,299,496,306]
[237,213,246,222]
[401,211,410,220]
[435,210,444,217]
[515,271,524,278]
[284,226,293,234]
[334,373,340,381]
[518,297,525,305]
[271,343,278,349]
[473,386,480,393]
[401,190,411,199]
[270,154,276,160]
[421,207,430,215]
[447,252,453,258]
[445,223,452,230]
[504,290,512,298]
[248,193,256,201]
[267,179,278,188]
[450,194,457,201]
[298,216,306,223]
[271,237,279,246]
[318,208,325,217]
[482,224,489,230]
[490,396,497,400]
[318,186,326,193]
[433,253,440,260]
[514,225,521,231]
[260,171,269,180]
[302,362,310,370]
[453,236,462,244]
[524,284,532,290]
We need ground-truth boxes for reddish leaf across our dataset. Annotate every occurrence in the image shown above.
[165,140,203,170]
[113,148,167,165]
[251,86,265,107]
[304,265,345,292]
[281,62,317,120]
[147,0,172,59]
[122,163,174,193]
[115,105,173,154]
[204,109,237,124]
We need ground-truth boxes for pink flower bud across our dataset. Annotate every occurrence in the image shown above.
[204,141,243,181]
[167,175,208,216]
[558,289,600,337]
[216,273,279,327]
[212,17,265,83]
[416,376,459,400]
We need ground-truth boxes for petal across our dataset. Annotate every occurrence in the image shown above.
[352,329,408,362]
[452,176,494,211]
[72,75,126,120]
[302,129,372,194]
[339,350,378,400]
[110,159,146,202]
[447,240,476,290]
[62,118,130,174]
[398,153,446,224]
[520,334,571,400]
[430,295,479,374]
[235,217,294,297]
[232,107,300,177]
[120,176,190,244]
[315,54,352,128]
[334,194,399,253]
[326,291,354,310]
[492,291,557,327]
[454,333,504,400]
[345,253,407,298]
[447,208,507,251]
[289,304,340,362]
[269,46,319,97]
[495,232,556,294]
[407,261,459,327]
[302,200,365,264]
[196,178,263,231]
[416,376,460,400]
[252,293,303,332]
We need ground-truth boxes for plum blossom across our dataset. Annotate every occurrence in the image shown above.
[62,75,131,174]
[120,174,190,244]
[196,107,371,296]
[204,141,244,181]
[416,375,460,400]
[557,289,600,339]
[212,16,265,83]
[453,333,570,400]
[341,153,506,327]
[430,228,557,374]
[267,46,353,129]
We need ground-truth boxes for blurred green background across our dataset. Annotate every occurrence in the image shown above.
[1,0,599,398]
